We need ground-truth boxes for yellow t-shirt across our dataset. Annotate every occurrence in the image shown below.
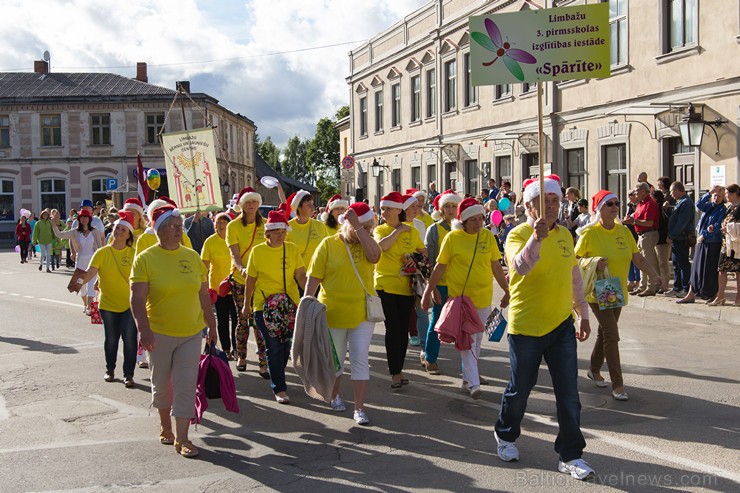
[134,230,192,256]
[325,222,340,235]
[373,222,425,296]
[225,219,266,284]
[201,233,232,291]
[89,245,134,312]
[287,218,328,269]
[246,241,304,311]
[420,211,435,229]
[308,235,376,328]
[437,228,501,309]
[130,246,207,337]
[505,223,576,337]
[431,221,453,286]
[575,222,639,304]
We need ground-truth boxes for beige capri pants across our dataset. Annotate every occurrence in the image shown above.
[149,331,202,418]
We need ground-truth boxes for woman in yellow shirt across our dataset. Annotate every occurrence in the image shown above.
[575,190,662,401]
[306,203,380,425]
[226,187,268,375]
[134,197,192,256]
[243,211,307,404]
[421,198,510,399]
[122,198,148,240]
[322,193,348,234]
[287,190,328,270]
[72,211,137,388]
[373,192,427,389]
[131,204,217,458]
[202,213,237,358]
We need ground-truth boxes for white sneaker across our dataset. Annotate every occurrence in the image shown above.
[494,431,519,462]
[330,395,346,412]
[469,385,482,400]
[558,458,595,480]
[353,409,369,425]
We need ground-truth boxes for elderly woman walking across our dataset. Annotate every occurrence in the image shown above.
[242,210,307,404]
[421,198,510,399]
[306,202,380,424]
[131,204,217,458]
[374,192,427,389]
[707,184,740,306]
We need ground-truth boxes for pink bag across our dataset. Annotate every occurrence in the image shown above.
[435,295,483,351]
[89,300,102,325]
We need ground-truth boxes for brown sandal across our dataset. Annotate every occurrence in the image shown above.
[159,427,175,445]
[174,440,199,458]
[425,362,440,375]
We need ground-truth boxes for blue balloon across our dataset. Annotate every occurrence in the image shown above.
[498,197,511,211]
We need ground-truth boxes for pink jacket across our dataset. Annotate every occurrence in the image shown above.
[434,295,484,351]
[192,353,239,424]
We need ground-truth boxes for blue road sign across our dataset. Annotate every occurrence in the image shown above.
[106,178,118,190]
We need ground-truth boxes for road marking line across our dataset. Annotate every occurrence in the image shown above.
[38,297,82,307]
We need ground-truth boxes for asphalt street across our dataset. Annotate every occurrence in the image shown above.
[0,250,738,493]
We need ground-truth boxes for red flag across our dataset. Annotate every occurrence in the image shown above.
[136,153,149,207]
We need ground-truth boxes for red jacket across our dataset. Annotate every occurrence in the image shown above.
[15,222,31,242]
[434,295,484,351]
[192,352,239,424]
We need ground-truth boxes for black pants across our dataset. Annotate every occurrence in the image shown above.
[19,240,29,261]
[215,294,238,353]
[65,248,73,267]
[377,290,415,375]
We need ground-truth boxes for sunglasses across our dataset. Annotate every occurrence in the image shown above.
[604,201,620,207]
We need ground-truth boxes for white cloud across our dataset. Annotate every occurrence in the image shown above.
[1,0,429,147]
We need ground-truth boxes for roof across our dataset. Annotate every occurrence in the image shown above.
[254,153,318,192]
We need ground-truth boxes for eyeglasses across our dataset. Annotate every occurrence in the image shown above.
[605,201,620,207]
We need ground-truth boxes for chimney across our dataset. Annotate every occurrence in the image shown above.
[135,62,148,83]
[176,81,190,94]
[34,60,49,74]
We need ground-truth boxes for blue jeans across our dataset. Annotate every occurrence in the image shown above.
[38,243,51,270]
[255,311,291,394]
[100,308,138,378]
[628,261,640,282]
[424,285,448,363]
[672,239,691,292]
[495,317,586,462]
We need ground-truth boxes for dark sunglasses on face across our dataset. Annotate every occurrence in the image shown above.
[605,201,620,207]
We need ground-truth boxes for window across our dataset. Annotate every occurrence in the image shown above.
[411,75,421,122]
[41,114,62,146]
[91,114,111,145]
[444,60,457,112]
[524,153,540,178]
[426,69,436,118]
[0,179,13,221]
[665,137,694,197]
[603,144,628,209]
[146,113,164,144]
[427,164,436,188]
[375,91,384,133]
[376,170,384,208]
[666,0,697,51]
[495,84,512,100]
[464,53,478,106]
[465,160,479,195]
[91,178,112,206]
[40,179,66,217]
[565,148,586,199]
[360,97,368,136]
[391,83,401,127]
[411,166,421,191]
[445,161,457,191]
[0,116,9,148]
[392,168,401,191]
[496,155,512,184]
[522,82,537,94]
[607,0,628,66]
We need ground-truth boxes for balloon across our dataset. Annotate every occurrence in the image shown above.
[146,169,161,190]
[15,245,20,253]
[498,197,511,211]
[491,210,503,225]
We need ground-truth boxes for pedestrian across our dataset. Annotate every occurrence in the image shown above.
[428,181,439,210]
[52,209,102,314]
[402,193,428,348]
[184,210,215,254]
[121,198,148,240]
[374,192,427,389]
[15,212,32,263]
[322,194,349,234]
[73,200,106,244]
[306,202,380,424]
[625,190,641,292]
[131,204,218,458]
[287,190,328,271]
[677,185,728,303]
[242,210,307,404]
[410,189,435,229]
[664,182,695,298]
[202,213,238,357]
[71,211,138,387]
[422,189,462,374]
[494,175,595,481]
[28,212,37,260]
[487,178,500,203]
[421,197,510,399]
[623,183,660,296]
[575,190,662,401]
[652,190,672,293]
[226,187,268,376]
[135,198,193,255]
[63,216,74,268]
[710,184,740,305]
[32,209,54,272]
[560,187,581,238]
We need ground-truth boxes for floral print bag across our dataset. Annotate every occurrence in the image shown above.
[262,244,297,342]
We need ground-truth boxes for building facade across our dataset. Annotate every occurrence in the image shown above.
[344,0,740,209]
[0,61,256,243]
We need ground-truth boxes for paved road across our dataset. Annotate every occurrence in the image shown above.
[0,251,738,492]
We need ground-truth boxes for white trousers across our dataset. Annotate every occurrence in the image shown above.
[461,307,491,388]
[329,321,375,380]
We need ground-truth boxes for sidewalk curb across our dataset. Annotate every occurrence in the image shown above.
[628,296,740,326]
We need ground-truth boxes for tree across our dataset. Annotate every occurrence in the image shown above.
[281,136,310,183]
[335,105,349,120]
[256,135,281,172]
[306,116,340,202]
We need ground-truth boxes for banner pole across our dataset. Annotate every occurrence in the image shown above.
[537,82,545,216]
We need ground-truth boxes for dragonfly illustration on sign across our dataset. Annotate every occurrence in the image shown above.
[472,18,537,81]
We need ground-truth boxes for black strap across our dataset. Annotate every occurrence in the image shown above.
[461,232,480,296]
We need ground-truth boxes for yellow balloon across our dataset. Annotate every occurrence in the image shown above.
[146,169,161,190]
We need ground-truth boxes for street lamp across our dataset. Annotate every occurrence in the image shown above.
[221,176,230,195]
[370,158,389,177]
[678,103,728,154]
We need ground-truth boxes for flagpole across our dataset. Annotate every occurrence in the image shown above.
[177,82,200,213]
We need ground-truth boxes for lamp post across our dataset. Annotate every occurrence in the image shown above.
[370,158,382,177]
[221,176,229,206]
[678,103,728,154]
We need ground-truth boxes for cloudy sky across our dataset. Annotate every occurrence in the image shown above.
[2,0,428,147]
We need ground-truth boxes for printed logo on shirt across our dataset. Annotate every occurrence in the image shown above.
[615,236,628,250]
[557,239,572,258]
[178,260,193,274]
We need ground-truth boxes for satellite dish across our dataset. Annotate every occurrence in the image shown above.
[43,51,50,62]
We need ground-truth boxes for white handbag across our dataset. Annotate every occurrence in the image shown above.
[344,241,385,323]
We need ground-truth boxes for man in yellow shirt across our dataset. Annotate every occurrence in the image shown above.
[494,176,595,481]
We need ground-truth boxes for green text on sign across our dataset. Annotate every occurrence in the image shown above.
[471,3,610,85]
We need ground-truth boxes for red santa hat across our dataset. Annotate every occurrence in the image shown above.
[122,198,144,216]
[402,194,418,210]
[438,189,462,208]
[151,205,180,232]
[379,192,404,209]
[234,187,262,212]
[338,202,375,225]
[113,211,135,234]
[522,175,563,204]
[327,194,349,212]
[591,190,618,213]
[265,210,291,232]
[146,196,176,219]
[290,190,311,211]
[457,197,485,223]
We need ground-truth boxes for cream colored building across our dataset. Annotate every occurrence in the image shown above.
[344,0,739,210]
[0,61,255,242]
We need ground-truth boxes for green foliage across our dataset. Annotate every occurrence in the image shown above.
[306,117,340,202]
[256,135,281,173]
[281,136,311,183]
[335,105,349,120]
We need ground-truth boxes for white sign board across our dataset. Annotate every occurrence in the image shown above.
[710,165,725,187]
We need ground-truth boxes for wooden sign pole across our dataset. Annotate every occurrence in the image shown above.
[537,82,545,215]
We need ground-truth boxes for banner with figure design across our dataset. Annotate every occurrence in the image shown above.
[161,128,222,213]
